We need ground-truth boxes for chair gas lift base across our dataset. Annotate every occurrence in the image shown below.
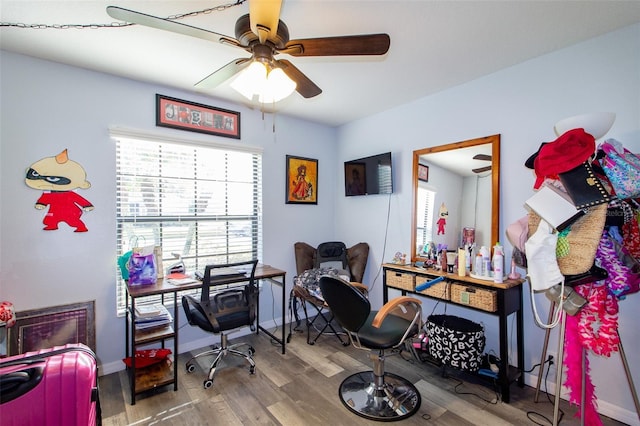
[339,353,421,421]
[184,331,256,389]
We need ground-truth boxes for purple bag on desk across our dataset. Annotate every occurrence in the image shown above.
[128,245,157,285]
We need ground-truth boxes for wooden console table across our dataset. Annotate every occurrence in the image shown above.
[382,263,524,403]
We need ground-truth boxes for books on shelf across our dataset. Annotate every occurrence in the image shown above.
[135,304,162,318]
[134,304,172,330]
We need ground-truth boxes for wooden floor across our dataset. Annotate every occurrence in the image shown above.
[99,322,626,426]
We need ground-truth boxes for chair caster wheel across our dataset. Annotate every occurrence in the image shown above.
[249,365,256,375]
[186,363,196,373]
[341,341,349,347]
[203,379,213,389]
[308,341,315,346]
[248,346,255,355]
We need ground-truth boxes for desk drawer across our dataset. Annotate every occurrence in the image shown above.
[385,270,415,291]
[450,283,497,312]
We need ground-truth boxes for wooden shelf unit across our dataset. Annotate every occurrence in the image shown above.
[125,285,178,405]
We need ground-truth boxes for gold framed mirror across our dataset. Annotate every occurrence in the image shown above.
[411,134,500,263]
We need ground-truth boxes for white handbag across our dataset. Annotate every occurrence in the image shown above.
[524,219,565,328]
[525,183,583,232]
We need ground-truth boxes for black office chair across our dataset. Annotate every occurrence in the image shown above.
[319,275,423,422]
[181,259,258,389]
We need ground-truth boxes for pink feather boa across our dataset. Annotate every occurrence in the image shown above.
[563,283,620,425]
[565,313,601,425]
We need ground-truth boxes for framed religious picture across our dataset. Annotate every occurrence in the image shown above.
[418,164,429,182]
[286,155,318,204]
[156,94,240,139]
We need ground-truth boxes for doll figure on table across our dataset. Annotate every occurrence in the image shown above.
[436,203,448,235]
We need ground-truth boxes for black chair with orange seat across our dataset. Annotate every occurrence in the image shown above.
[319,275,423,422]
[290,241,369,345]
[181,259,258,389]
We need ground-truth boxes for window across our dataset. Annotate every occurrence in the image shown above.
[377,162,393,194]
[416,185,436,254]
[113,131,262,314]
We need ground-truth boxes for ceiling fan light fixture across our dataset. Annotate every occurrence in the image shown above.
[230,61,296,103]
[260,67,297,103]
[230,61,267,101]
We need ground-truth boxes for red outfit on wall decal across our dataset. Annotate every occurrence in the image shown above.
[36,191,93,232]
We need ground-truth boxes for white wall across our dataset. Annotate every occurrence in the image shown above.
[336,24,640,424]
[0,50,337,373]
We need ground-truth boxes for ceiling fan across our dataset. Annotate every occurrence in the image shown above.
[472,154,492,174]
[106,1,390,99]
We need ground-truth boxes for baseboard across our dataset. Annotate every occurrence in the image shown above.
[523,372,639,426]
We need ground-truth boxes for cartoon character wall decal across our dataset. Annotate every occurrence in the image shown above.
[436,202,448,235]
[25,149,94,232]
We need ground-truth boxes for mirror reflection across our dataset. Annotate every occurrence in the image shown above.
[411,135,500,263]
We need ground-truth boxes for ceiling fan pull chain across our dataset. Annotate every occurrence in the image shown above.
[1,0,246,30]
[167,1,247,21]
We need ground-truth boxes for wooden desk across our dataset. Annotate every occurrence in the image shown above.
[382,263,524,403]
[125,264,286,404]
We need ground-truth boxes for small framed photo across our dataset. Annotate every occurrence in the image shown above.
[286,155,318,204]
[156,94,240,139]
[418,164,429,182]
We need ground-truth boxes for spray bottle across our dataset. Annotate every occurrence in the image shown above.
[479,245,490,276]
[493,242,504,283]
[474,253,483,276]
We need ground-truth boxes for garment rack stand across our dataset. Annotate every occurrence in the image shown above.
[534,302,640,426]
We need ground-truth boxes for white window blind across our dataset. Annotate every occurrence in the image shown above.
[416,185,436,253]
[377,162,393,194]
[114,133,262,314]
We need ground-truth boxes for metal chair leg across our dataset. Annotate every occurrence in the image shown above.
[535,301,557,402]
[552,310,567,426]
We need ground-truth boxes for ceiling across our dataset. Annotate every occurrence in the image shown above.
[2,1,640,127]
[420,143,492,178]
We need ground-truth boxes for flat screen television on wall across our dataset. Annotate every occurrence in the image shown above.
[344,152,393,196]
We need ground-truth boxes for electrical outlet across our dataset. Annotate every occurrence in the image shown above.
[547,351,558,374]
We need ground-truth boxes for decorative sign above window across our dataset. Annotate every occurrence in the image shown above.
[156,94,240,139]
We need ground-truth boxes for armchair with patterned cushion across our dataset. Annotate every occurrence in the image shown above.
[288,241,369,345]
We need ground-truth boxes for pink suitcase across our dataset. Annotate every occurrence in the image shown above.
[0,343,100,426]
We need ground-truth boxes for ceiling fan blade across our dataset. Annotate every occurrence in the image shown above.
[277,60,322,98]
[195,58,251,90]
[473,166,492,174]
[249,0,282,43]
[282,34,390,57]
[107,6,234,45]
[473,154,492,161]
